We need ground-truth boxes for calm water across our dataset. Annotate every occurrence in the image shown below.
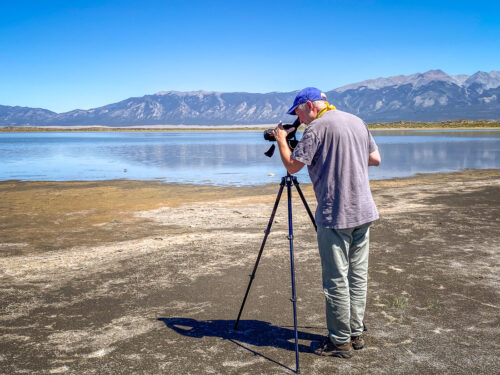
[0,130,499,186]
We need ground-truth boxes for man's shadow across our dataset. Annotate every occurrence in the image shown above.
[158,318,325,371]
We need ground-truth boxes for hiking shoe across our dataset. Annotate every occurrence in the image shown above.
[313,339,353,358]
[351,335,365,350]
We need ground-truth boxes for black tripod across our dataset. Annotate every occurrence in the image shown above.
[234,173,316,374]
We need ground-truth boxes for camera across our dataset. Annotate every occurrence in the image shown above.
[263,117,301,157]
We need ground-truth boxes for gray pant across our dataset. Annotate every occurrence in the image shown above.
[317,223,370,345]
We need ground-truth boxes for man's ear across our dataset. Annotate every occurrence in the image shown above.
[306,100,314,111]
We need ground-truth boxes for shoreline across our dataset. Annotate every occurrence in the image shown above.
[1,167,499,188]
[1,127,499,133]
[1,119,499,132]
[1,169,498,256]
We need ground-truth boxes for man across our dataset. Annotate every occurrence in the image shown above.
[273,87,381,358]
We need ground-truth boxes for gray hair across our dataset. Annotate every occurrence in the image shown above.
[297,100,327,112]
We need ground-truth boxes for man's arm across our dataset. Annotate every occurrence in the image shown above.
[277,139,305,174]
[368,149,381,166]
[274,125,305,174]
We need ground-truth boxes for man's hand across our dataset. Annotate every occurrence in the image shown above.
[272,121,305,175]
[272,121,288,144]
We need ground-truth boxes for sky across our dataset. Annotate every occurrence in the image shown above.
[0,0,499,113]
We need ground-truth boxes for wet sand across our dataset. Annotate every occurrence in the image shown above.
[1,170,499,374]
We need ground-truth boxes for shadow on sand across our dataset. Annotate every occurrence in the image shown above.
[158,318,325,372]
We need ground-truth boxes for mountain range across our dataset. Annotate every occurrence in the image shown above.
[2,69,499,126]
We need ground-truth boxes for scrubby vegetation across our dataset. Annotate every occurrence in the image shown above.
[367,119,500,129]
[1,119,499,132]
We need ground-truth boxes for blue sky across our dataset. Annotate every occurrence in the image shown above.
[1,0,499,112]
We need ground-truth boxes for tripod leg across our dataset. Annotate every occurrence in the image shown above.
[292,176,317,232]
[234,179,285,330]
[286,176,301,374]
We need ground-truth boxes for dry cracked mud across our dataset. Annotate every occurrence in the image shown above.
[0,169,499,374]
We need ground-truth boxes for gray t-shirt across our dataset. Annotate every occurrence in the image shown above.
[291,109,379,229]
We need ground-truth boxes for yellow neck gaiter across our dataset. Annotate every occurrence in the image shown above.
[316,102,336,119]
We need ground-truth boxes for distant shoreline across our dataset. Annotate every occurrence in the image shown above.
[1,119,499,132]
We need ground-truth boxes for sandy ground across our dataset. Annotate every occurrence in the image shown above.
[0,170,499,374]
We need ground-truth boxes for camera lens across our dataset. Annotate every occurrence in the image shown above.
[263,129,275,142]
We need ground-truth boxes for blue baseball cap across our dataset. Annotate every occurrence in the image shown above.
[287,87,323,115]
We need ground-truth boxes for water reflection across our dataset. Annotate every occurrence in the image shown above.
[107,143,267,168]
[370,140,498,180]
[0,130,498,185]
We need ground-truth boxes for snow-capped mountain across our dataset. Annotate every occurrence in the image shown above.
[2,70,499,126]
[325,69,500,122]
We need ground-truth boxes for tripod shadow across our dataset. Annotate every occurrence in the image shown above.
[158,318,324,370]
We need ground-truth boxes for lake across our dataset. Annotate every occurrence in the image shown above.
[0,129,499,186]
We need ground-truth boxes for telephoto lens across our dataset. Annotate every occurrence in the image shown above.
[263,129,276,142]
[263,117,301,157]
